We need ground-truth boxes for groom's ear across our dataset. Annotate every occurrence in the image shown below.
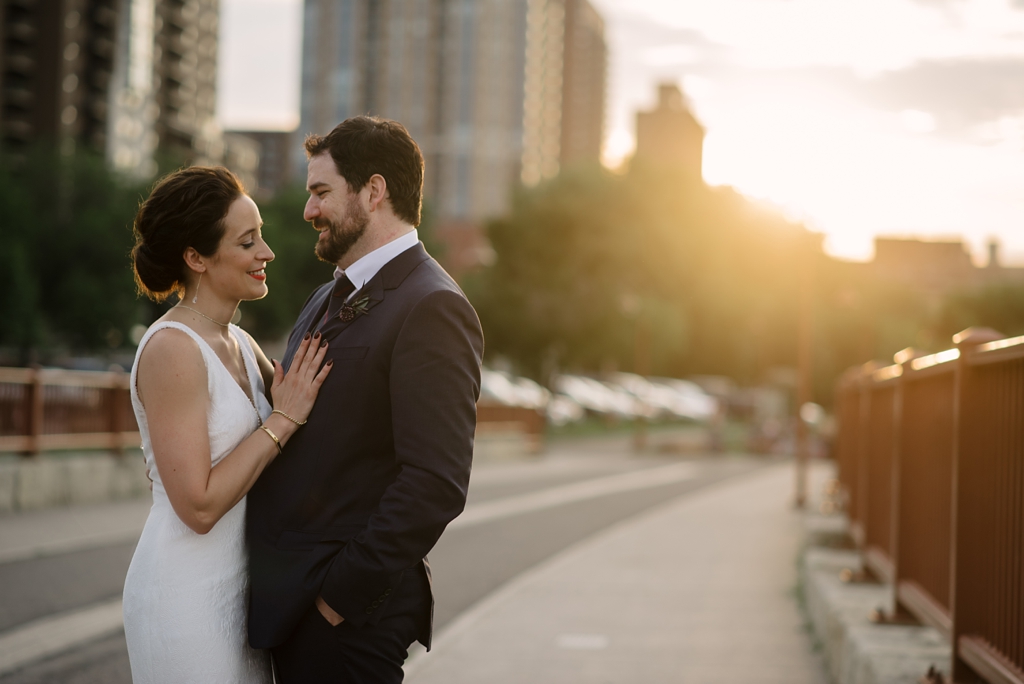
[366,174,388,214]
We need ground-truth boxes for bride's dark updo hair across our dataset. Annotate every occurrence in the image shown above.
[131,166,246,302]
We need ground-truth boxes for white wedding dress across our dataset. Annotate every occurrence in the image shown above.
[123,322,274,684]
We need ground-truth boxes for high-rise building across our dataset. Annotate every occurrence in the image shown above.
[107,0,160,175]
[635,83,704,179]
[2,0,224,177]
[151,0,221,164]
[521,0,604,183]
[295,0,606,269]
[1,0,120,157]
[225,129,294,197]
[558,0,604,169]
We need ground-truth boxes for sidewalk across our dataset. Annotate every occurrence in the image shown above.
[406,460,830,684]
[0,498,150,565]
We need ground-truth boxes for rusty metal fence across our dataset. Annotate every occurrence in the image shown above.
[0,367,139,454]
[0,367,547,457]
[835,329,1024,683]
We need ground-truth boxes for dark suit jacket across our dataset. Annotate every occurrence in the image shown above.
[246,242,483,650]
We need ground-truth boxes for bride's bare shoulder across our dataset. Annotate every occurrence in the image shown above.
[137,326,207,398]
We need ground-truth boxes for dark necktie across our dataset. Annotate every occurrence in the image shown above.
[323,275,356,327]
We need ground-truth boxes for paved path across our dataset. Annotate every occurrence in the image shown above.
[407,461,829,684]
[0,500,149,565]
[0,441,829,683]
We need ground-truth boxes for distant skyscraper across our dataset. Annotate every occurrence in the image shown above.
[558,0,605,169]
[296,0,606,256]
[107,0,160,175]
[1,0,224,177]
[0,0,120,157]
[225,129,294,196]
[150,0,222,165]
[635,83,704,179]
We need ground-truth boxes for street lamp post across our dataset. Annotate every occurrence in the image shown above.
[795,236,815,509]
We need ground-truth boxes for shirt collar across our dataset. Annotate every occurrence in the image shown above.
[333,229,419,291]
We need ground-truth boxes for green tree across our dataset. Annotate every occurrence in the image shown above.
[466,164,815,385]
[0,146,149,356]
[933,283,1024,340]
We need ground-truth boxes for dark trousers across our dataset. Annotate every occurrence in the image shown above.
[271,570,430,684]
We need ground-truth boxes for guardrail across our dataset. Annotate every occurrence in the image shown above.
[0,368,547,457]
[0,367,139,454]
[835,328,1024,683]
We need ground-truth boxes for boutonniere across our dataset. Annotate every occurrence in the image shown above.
[338,294,371,322]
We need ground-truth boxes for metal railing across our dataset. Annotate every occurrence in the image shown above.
[0,367,139,454]
[0,368,547,456]
[835,328,1024,683]
[475,403,546,452]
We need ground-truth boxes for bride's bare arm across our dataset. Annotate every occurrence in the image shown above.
[138,329,331,534]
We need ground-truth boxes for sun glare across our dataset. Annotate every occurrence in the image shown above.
[593,0,1024,266]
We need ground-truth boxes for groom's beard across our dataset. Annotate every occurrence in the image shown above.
[314,199,369,264]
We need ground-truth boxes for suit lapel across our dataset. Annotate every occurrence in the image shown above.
[318,242,431,344]
[318,276,384,341]
[283,282,333,371]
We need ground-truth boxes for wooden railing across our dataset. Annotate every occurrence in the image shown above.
[0,367,140,454]
[835,328,1024,683]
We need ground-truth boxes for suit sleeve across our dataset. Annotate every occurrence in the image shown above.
[319,288,484,625]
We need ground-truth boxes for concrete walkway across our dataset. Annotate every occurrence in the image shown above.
[0,498,150,565]
[406,461,829,684]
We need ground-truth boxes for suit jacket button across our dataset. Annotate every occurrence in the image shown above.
[365,607,374,614]
[385,589,391,596]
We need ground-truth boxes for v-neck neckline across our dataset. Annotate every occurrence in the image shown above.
[187,324,259,413]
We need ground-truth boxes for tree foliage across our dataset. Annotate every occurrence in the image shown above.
[0,146,150,356]
[933,283,1024,340]
[465,164,815,384]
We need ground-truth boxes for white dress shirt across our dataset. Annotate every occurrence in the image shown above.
[332,229,419,301]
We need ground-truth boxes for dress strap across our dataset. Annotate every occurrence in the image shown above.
[130,322,213,402]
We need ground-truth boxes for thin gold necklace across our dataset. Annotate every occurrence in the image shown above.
[175,305,261,422]
[176,305,231,328]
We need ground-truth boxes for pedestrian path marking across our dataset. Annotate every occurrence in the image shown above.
[0,598,123,676]
[450,462,698,530]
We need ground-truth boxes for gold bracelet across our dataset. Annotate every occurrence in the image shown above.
[272,409,307,426]
[259,424,283,454]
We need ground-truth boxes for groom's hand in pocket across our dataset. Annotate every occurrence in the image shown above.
[316,595,344,626]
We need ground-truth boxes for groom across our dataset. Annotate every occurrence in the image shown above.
[247,116,484,682]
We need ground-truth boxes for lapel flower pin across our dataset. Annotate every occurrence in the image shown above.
[339,294,372,322]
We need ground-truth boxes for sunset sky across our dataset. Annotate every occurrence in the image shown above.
[218,0,1024,265]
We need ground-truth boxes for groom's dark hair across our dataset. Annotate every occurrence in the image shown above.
[304,116,424,226]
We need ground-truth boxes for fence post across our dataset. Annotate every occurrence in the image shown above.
[851,361,882,548]
[26,365,43,457]
[887,347,924,622]
[949,326,1004,683]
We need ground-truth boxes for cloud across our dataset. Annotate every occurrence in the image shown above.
[862,57,1024,134]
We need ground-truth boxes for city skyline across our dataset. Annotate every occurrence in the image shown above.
[219,0,1024,265]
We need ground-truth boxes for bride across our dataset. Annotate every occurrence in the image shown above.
[123,166,331,683]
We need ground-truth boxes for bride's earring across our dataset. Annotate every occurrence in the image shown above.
[192,273,202,304]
